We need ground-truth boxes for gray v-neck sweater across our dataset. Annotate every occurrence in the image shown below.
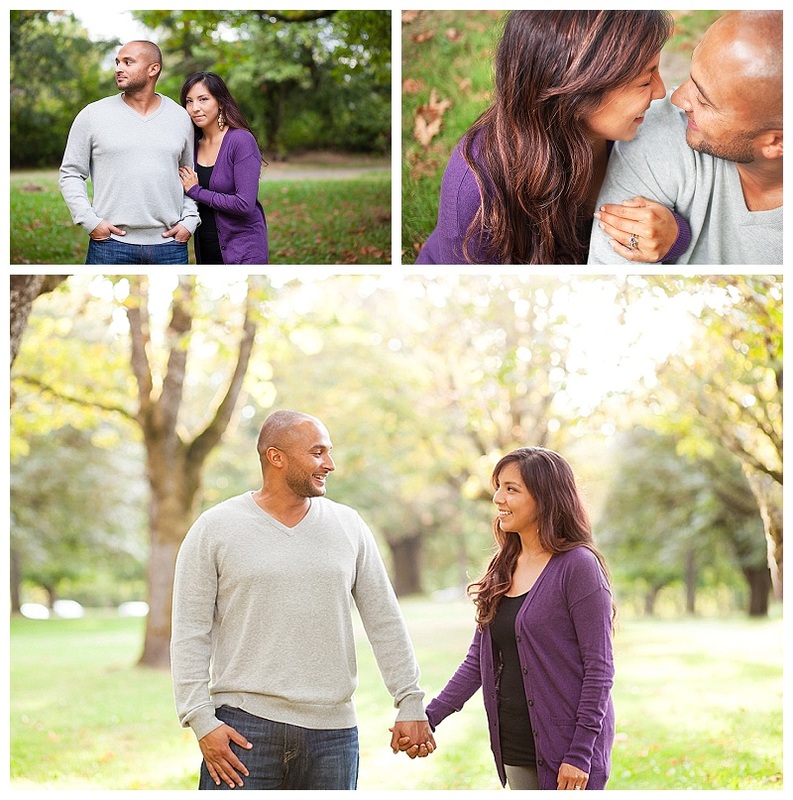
[59,93,200,244]
[171,493,426,740]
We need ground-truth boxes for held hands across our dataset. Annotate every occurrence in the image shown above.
[389,719,436,759]
[198,723,253,789]
[594,196,679,263]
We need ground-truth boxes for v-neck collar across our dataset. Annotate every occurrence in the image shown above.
[118,92,165,122]
[245,491,315,535]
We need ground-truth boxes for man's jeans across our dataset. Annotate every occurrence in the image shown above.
[85,238,188,265]
[198,706,359,790]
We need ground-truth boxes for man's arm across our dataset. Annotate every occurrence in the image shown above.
[588,96,690,265]
[58,108,105,235]
[170,519,253,785]
[350,514,435,755]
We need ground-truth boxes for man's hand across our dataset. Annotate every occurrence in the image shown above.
[198,723,253,788]
[164,222,192,242]
[389,719,436,759]
[89,220,125,241]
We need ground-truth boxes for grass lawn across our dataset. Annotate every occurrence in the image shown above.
[9,599,782,790]
[401,10,724,264]
[9,168,390,266]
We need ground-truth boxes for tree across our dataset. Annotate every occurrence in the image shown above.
[599,426,770,616]
[652,276,783,596]
[10,275,68,367]
[11,275,265,669]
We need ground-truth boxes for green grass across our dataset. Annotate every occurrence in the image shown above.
[10,600,782,790]
[401,10,724,263]
[10,169,390,266]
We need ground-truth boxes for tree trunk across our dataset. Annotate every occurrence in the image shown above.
[742,467,782,600]
[742,565,772,617]
[9,547,21,613]
[389,536,423,597]
[10,275,68,368]
[684,547,697,615]
[138,442,198,668]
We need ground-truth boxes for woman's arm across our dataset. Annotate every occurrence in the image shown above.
[186,132,262,217]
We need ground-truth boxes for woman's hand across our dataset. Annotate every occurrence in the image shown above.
[557,762,589,790]
[179,165,199,192]
[594,195,679,263]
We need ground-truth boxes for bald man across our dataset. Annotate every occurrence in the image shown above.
[588,11,782,264]
[59,40,199,265]
[171,410,435,790]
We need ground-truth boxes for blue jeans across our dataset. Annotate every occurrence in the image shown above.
[198,706,359,790]
[85,237,188,265]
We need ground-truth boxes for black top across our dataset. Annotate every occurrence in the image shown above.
[195,163,223,264]
[490,592,536,766]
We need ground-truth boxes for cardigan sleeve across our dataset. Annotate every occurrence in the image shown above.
[187,129,262,217]
[425,627,484,729]
[562,557,615,773]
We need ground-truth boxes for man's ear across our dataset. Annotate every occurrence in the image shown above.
[265,447,285,469]
[759,129,782,160]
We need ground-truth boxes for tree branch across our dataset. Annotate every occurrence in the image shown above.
[14,374,136,420]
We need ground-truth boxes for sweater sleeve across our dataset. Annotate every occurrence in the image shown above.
[58,107,104,235]
[187,131,262,217]
[350,515,426,721]
[425,627,484,730]
[170,516,223,741]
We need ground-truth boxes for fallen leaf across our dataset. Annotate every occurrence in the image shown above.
[402,11,421,25]
[411,31,435,44]
[413,88,453,148]
[446,28,462,42]
[403,78,424,94]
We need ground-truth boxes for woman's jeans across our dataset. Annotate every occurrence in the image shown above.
[85,238,188,265]
[198,706,359,790]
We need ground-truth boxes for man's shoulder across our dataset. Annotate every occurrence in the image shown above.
[195,493,252,525]
[314,496,362,522]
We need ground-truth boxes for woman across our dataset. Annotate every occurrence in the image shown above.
[414,10,689,265]
[405,447,615,789]
[178,72,268,264]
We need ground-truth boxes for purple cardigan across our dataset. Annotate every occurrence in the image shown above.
[187,127,268,264]
[426,547,615,789]
[415,136,690,265]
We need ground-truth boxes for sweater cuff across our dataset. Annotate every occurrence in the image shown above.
[661,210,690,263]
[187,706,224,741]
[394,692,427,721]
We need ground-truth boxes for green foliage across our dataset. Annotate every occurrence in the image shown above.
[134,9,391,157]
[9,606,782,789]
[10,427,148,606]
[599,426,768,614]
[10,11,117,167]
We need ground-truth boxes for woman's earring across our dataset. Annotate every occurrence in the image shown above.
[218,109,225,130]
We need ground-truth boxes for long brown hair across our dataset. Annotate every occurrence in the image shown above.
[180,71,261,150]
[462,10,674,264]
[468,447,613,629]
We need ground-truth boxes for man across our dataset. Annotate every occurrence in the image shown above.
[171,410,435,790]
[588,11,782,265]
[59,40,199,265]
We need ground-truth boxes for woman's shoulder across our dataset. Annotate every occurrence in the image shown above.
[225,127,260,152]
